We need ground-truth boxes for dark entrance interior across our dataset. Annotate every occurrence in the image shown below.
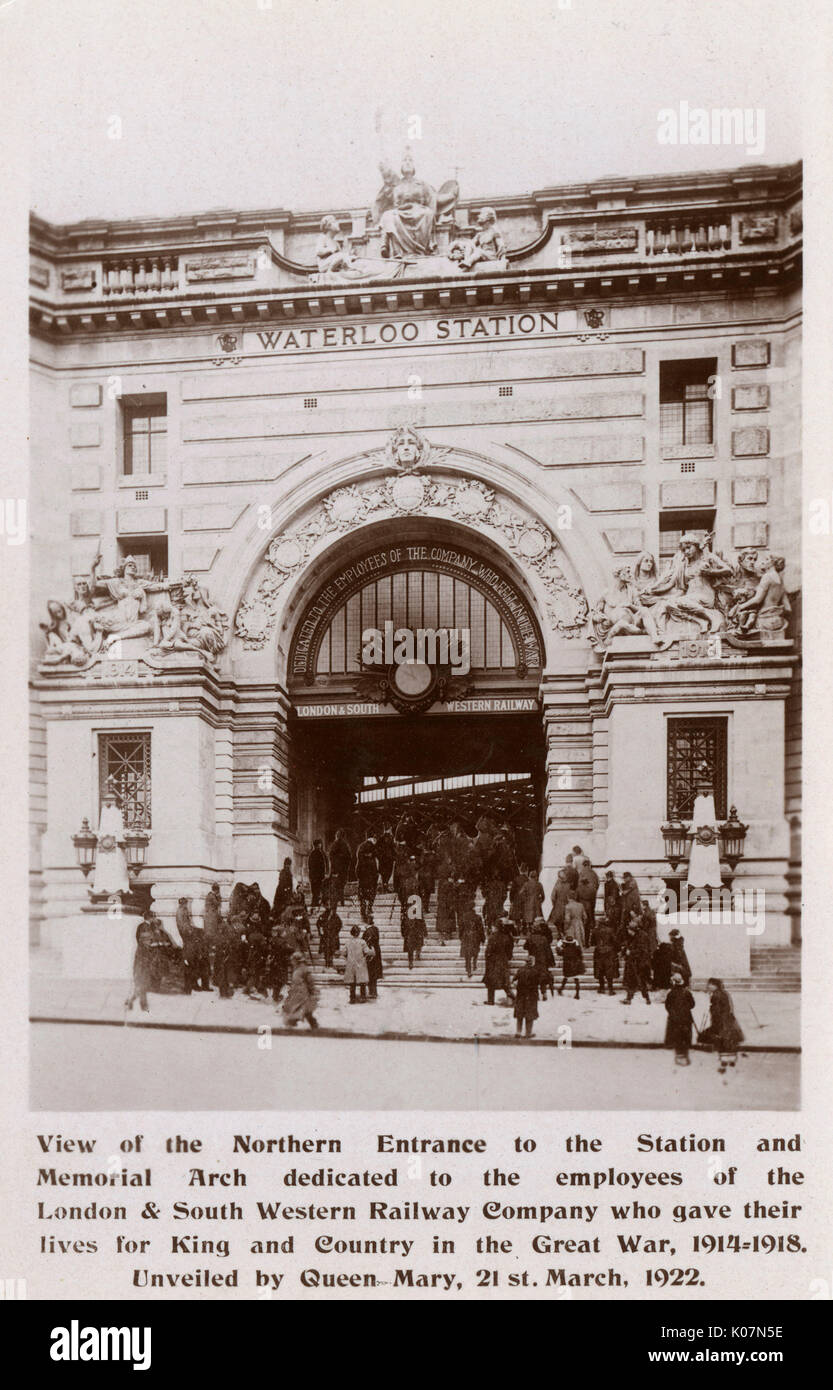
[292,710,545,859]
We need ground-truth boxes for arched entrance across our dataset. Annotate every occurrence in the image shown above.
[285,518,547,862]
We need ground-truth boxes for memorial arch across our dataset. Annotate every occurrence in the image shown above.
[228,434,598,883]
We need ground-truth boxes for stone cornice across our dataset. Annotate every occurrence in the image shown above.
[29,160,802,341]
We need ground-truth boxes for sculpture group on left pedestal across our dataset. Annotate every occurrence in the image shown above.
[39,553,228,671]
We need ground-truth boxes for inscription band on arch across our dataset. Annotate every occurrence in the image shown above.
[290,543,544,683]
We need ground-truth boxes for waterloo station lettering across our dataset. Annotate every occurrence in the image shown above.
[248,312,559,355]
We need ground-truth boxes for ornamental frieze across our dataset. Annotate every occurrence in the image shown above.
[234,432,588,651]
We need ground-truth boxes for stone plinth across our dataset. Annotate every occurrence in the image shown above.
[657,911,751,978]
[60,903,144,980]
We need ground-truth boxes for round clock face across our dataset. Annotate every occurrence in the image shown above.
[392,660,433,698]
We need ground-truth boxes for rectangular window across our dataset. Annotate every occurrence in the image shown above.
[98,732,151,829]
[660,359,716,446]
[121,395,167,476]
[667,717,728,820]
[659,508,716,560]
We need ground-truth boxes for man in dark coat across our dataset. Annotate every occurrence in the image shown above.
[328,830,352,906]
[318,906,342,968]
[577,857,600,942]
[203,883,223,945]
[402,893,426,969]
[483,920,515,1004]
[593,921,618,996]
[376,828,395,890]
[417,843,437,912]
[308,840,327,908]
[244,926,268,996]
[248,883,272,935]
[652,939,674,990]
[213,920,237,999]
[460,909,486,978]
[664,973,696,1064]
[125,921,155,1012]
[513,950,541,1038]
[266,925,291,1001]
[640,899,659,958]
[525,917,555,999]
[483,828,514,928]
[562,853,579,894]
[449,823,481,938]
[177,899,211,994]
[557,933,584,999]
[668,928,692,985]
[272,858,294,917]
[619,871,642,926]
[603,871,621,932]
[363,922,383,999]
[621,926,652,1004]
[356,836,379,923]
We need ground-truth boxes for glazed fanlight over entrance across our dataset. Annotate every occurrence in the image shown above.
[287,521,545,705]
[284,519,548,850]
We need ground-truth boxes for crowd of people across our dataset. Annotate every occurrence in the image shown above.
[124,816,744,1063]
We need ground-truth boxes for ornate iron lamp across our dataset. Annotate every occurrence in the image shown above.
[718,806,748,870]
[123,827,151,877]
[71,818,98,876]
[660,810,691,871]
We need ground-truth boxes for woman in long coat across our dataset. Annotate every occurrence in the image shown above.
[344,925,373,1003]
[557,934,584,999]
[664,973,696,1064]
[282,951,319,1028]
[548,869,571,936]
[563,895,586,949]
[699,978,744,1066]
[363,922,383,999]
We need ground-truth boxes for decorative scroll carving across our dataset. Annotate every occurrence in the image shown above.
[39,556,228,673]
[234,432,588,650]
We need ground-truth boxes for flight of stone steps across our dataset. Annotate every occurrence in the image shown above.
[311,888,593,991]
[309,888,801,992]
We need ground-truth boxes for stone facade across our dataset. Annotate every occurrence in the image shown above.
[29,159,802,954]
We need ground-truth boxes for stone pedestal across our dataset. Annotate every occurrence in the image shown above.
[61,902,144,980]
[657,910,751,978]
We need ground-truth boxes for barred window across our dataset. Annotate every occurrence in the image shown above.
[660,359,716,446]
[667,717,727,820]
[99,732,151,829]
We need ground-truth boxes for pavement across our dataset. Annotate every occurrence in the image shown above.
[30,975,800,1049]
[30,1023,800,1111]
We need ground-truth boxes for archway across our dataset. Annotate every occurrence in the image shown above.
[283,517,547,865]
